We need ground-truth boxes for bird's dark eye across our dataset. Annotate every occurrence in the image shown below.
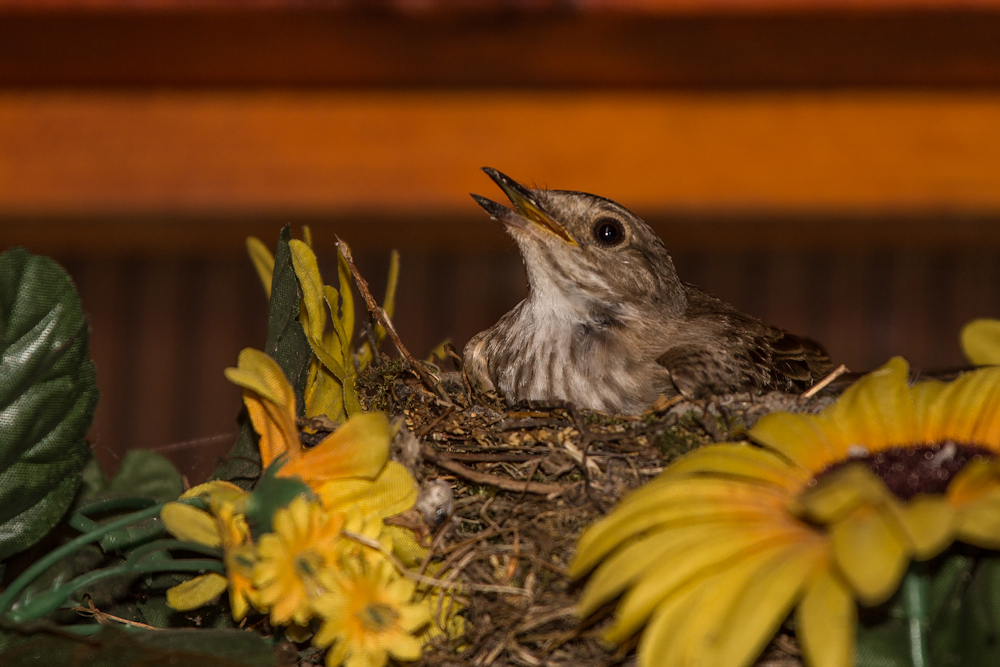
[592,218,625,246]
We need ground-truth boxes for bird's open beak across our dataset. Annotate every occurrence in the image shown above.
[471,168,578,246]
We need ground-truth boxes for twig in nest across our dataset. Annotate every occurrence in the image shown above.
[422,444,566,496]
[342,530,531,597]
[336,237,452,405]
[73,595,158,630]
[416,405,457,438]
[802,363,849,399]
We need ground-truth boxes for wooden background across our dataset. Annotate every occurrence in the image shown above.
[2,1,999,477]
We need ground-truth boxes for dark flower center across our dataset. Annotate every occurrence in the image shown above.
[821,441,995,500]
[359,602,399,632]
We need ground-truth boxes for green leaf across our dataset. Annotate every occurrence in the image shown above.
[857,550,1000,667]
[0,248,99,562]
[106,450,184,504]
[0,625,276,667]
[213,226,312,489]
[243,461,313,538]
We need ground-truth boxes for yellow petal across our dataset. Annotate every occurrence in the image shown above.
[898,495,956,560]
[911,379,947,440]
[161,502,221,548]
[335,246,356,357]
[578,522,731,618]
[316,461,418,518]
[305,361,347,423]
[166,572,229,611]
[822,357,916,454]
[969,367,1000,447]
[246,236,275,299]
[831,503,912,605]
[225,348,300,466]
[796,567,856,667]
[607,527,804,644]
[180,480,247,507]
[571,478,788,578]
[949,461,1000,547]
[955,498,1000,549]
[749,412,838,472]
[662,443,810,491]
[794,463,891,524]
[961,318,1000,366]
[927,368,1000,443]
[710,540,825,667]
[946,457,1000,506]
[280,412,392,484]
[290,239,327,344]
[636,575,707,667]
[642,539,814,667]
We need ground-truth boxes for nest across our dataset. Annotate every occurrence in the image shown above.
[351,357,837,667]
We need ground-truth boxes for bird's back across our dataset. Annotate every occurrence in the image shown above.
[655,285,834,400]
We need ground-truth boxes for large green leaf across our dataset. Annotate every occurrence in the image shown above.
[857,551,1000,667]
[0,248,98,562]
[212,226,311,489]
[0,625,276,667]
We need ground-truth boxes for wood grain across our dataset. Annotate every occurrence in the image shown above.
[2,91,999,217]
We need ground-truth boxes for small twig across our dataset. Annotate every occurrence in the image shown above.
[416,405,457,438]
[336,238,453,405]
[802,363,849,399]
[72,596,159,630]
[422,444,565,496]
[341,530,531,597]
[362,321,383,367]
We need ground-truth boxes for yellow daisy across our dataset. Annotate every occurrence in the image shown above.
[313,559,431,667]
[570,357,1000,667]
[254,496,350,626]
[161,481,258,619]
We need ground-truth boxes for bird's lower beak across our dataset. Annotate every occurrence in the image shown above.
[472,168,578,246]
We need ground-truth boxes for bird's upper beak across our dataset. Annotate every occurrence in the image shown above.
[471,168,578,246]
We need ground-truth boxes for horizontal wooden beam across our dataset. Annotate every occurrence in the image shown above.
[2,6,1000,88]
[5,215,1000,259]
[1,91,999,218]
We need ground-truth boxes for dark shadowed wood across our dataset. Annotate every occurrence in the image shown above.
[2,6,1000,88]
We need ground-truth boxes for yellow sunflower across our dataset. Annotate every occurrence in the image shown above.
[313,559,431,667]
[254,495,355,626]
[570,357,1000,667]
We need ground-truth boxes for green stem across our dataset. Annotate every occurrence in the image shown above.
[0,498,204,616]
[903,562,931,667]
[4,559,225,624]
[67,497,158,534]
[125,539,222,565]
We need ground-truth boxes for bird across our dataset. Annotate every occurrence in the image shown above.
[463,168,834,415]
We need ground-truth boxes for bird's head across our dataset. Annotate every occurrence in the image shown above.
[471,167,686,315]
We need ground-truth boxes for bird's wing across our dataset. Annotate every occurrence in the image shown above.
[657,288,834,399]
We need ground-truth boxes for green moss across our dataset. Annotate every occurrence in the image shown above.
[584,412,627,427]
[355,358,409,411]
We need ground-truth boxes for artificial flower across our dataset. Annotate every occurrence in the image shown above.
[571,357,1000,667]
[961,317,1000,365]
[162,481,258,617]
[289,238,361,421]
[313,559,431,667]
[224,349,417,519]
[254,496,351,626]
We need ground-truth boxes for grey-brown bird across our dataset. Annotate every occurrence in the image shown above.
[463,168,834,415]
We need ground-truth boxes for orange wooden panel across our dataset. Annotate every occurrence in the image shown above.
[1,91,1000,217]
